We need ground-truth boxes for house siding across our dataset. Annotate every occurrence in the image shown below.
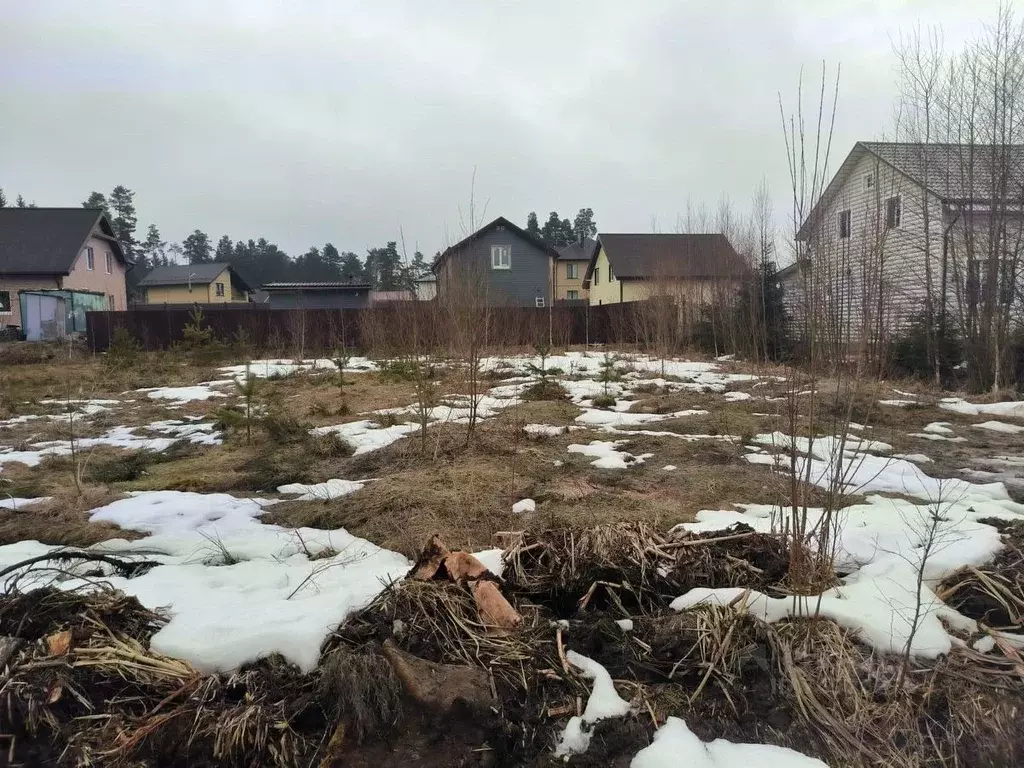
[143,268,247,304]
[588,247,621,305]
[438,226,552,307]
[554,260,589,301]
[1,234,128,330]
[63,236,129,310]
[798,149,950,342]
[265,290,370,309]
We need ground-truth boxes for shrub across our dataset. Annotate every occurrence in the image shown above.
[890,312,962,386]
[371,412,403,428]
[261,412,309,443]
[308,432,353,458]
[592,394,617,408]
[105,327,143,371]
[521,379,569,402]
[378,359,434,383]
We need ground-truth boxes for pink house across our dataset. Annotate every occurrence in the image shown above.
[0,208,131,337]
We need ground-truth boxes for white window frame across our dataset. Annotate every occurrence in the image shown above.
[105,251,113,274]
[85,246,95,271]
[864,173,875,190]
[0,290,11,314]
[490,245,511,270]
[566,263,579,279]
[535,297,545,308]
[566,289,579,301]
[215,282,226,297]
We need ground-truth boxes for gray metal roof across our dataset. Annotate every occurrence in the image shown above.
[557,237,596,261]
[138,263,232,287]
[861,141,1024,202]
[797,142,1024,240]
[0,208,124,275]
[261,281,370,290]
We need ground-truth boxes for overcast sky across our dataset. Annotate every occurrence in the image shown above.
[0,1,1009,259]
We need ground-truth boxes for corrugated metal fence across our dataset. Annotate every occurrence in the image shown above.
[85,302,646,353]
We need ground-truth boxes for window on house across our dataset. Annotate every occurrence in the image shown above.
[566,263,579,279]
[105,252,113,274]
[85,247,95,271]
[567,290,579,300]
[864,173,875,190]
[0,290,10,313]
[535,297,545,308]
[490,245,511,270]
[593,268,600,285]
[838,210,851,240]
[608,266,614,281]
[886,196,902,229]
[215,282,225,297]
[107,294,116,310]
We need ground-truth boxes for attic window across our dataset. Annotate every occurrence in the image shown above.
[85,247,95,271]
[838,210,851,239]
[864,173,875,190]
[496,225,506,231]
[491,245,511,270]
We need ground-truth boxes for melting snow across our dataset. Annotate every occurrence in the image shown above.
[277,479,365,501]
[973,420,1024,434]
[555,651,631,758]
[568,440,652,469]
[512,498,536,514]
[0,491,409,674]
[631,716,826,768]
[139,385,227,402]
[940,397,1024,419]
[673,489,1024,658]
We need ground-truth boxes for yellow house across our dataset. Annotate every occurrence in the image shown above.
[584,233,746,305]
[553,238,593,302]
[139,263,252,304]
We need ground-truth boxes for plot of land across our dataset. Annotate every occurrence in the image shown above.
[1,342,1024,765]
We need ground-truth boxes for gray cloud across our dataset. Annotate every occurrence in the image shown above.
[0,0,1007,257]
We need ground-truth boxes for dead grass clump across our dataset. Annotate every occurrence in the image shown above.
[503,522,681,616]
[668,524,790,594]
[938,519,1024,631]
[318,648,403,743]
[265,461,515,558]
[0,487,139,547]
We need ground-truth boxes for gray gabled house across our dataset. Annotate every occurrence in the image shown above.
[432,216,559,307]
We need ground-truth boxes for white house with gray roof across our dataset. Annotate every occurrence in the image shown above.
[784,141,1024,345]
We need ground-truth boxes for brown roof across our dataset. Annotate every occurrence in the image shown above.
[585,233,746,282]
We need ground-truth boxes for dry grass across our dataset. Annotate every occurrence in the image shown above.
[0,485,140,547]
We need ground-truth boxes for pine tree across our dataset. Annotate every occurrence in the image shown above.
[82,191,109,214]
[0,188,7,207]
[366,241,404,289]
[322,243,342,276]
[214,234,234,262]
[572,208,597,244]
[142,224,166,267]
[410,251,428,279]
[182,230,213,264]
[526,211,540,237]
[108,186,138,260]
[15,195,26,208]
[541,211,575,247]
[338,251,365,282]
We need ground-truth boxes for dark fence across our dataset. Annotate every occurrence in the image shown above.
[86,302,647,353]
